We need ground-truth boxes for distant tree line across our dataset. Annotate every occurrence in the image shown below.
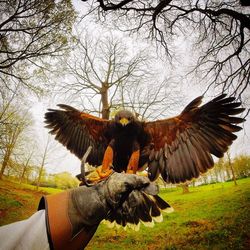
[177,153,250,191]
[35,171,79,189]
[2,158,79,189]
[198,154,250,185]
[157,154,250,191]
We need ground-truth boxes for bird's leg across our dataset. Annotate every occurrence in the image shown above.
[97,144,114,178]
[126,142,140,174]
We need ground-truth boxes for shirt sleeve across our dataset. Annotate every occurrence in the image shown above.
[0,210,50,250]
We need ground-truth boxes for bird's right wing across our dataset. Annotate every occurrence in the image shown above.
[44,104,111,166]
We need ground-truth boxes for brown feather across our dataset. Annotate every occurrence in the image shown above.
[144,94,244,184]
[44,105,110,166]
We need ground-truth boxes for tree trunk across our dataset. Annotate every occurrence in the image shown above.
[36,140,49,190]
[202,175,208,185]
[19,165,27,184]
[227,152,237,186]
[36,164,44,190]
[219,169,224,182]
[225,167,231,180]
[0,151,11,179]
[214,167,219,183]
[0,159,7,179]
[19,152,33,184]
[181,183,190,194]
[101,83,110,119]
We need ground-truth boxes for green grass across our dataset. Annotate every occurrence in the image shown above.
[0,178,249,249]
[0,179,61,225]
[86,178,250,250]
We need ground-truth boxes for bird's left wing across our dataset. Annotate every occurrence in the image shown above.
[144,94,245,183]
[45,104,111,166]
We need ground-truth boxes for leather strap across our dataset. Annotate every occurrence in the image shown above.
[38,192,98,250]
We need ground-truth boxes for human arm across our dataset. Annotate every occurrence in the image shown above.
[38,172,158,250]
[0,173,161,250]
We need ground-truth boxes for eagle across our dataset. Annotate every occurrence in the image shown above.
[44,94,245,184]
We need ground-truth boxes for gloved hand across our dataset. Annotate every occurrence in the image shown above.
[38,172,158,250]
[69,172,158,228]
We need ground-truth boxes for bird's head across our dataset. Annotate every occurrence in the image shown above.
[115,110,135,127]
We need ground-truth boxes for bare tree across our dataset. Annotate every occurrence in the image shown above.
[0,84,19,127]
[0,108,32,179]
[226,151,237,186]
[35,134,62,190]
[81,0,250,97]
[19,147,35,184]
[180,183,190,194]
[58,31,180,119]
[121,78,180,120]
[36,138,49,190]
[0,0,76,92]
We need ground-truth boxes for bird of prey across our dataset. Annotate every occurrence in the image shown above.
[44,94,245,184]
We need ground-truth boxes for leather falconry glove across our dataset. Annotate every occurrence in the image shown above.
[38,172,158,250]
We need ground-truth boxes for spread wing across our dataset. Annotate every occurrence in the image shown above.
[144,94,245,183]
[44,104,111,166]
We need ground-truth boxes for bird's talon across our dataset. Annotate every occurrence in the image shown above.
[126,169,135,174]
[96,166,113,178]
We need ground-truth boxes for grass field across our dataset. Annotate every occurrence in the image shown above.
[0,178,249,249]
[0,179,61,225]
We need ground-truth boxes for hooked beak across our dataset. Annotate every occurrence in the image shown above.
[120,118,129,126]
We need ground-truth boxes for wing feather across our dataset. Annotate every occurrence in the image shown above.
[44,105,110,166]
[180,136,196,178]
[144,94,245,183]
[174,145,185,182]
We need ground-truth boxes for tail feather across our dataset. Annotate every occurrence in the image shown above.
[104,191,173,230]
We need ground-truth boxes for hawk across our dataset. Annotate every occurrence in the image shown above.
[45,94,245,184]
